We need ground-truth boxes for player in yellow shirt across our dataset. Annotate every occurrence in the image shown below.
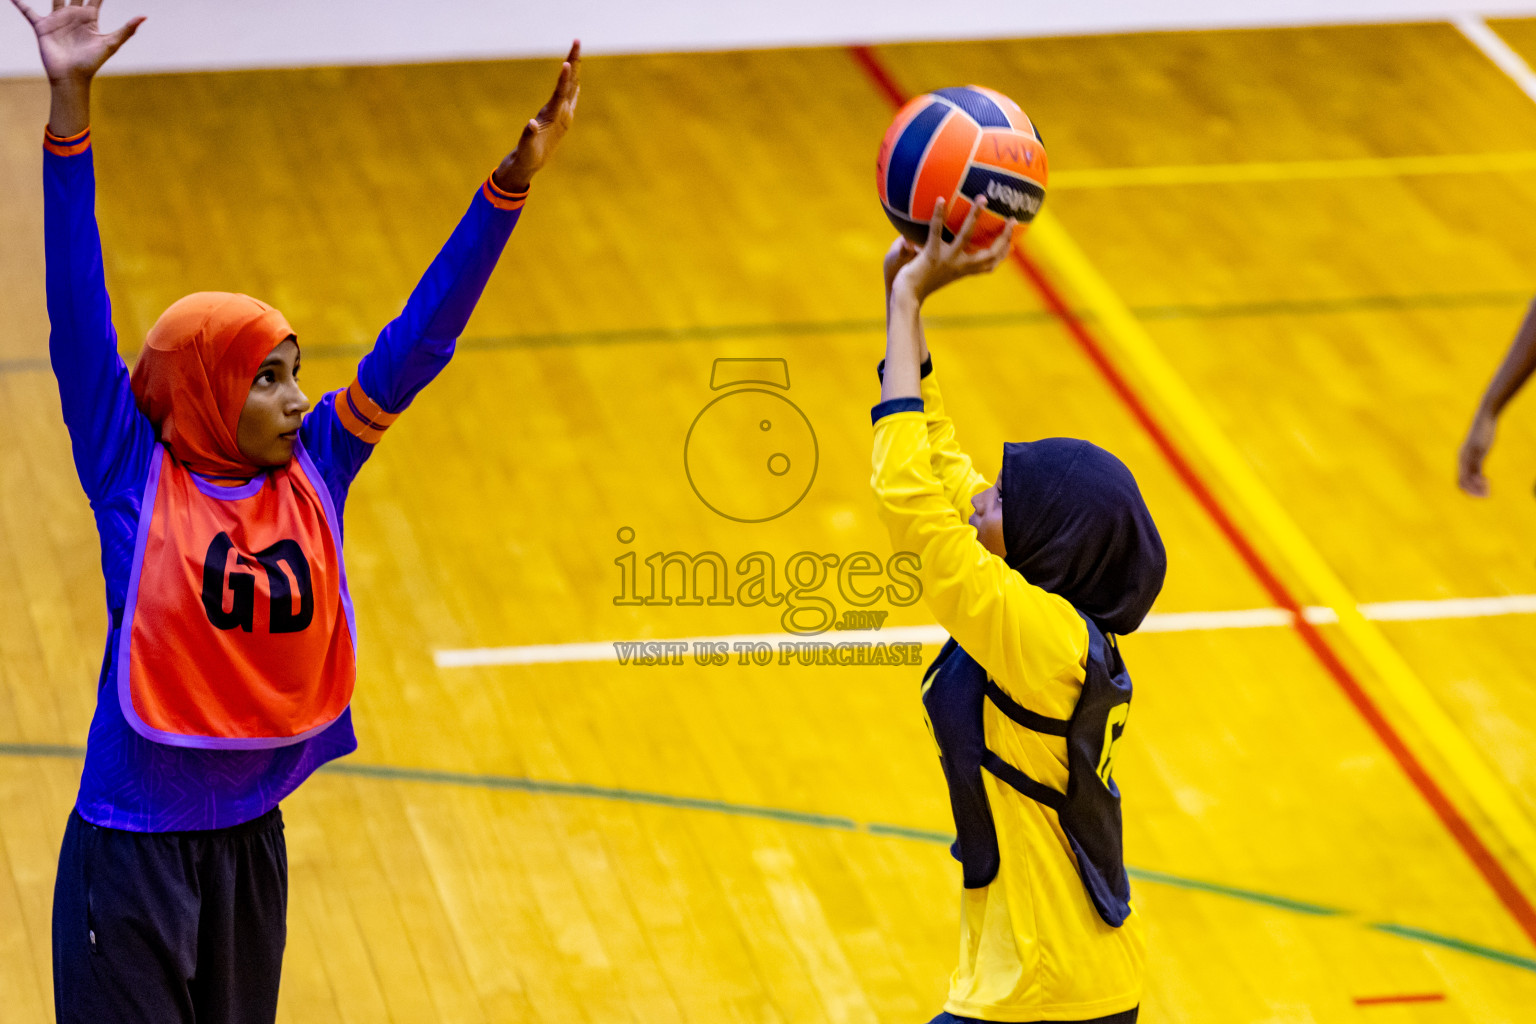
[871,197,1166,1023]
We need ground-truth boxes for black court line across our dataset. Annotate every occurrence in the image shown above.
[1,290,1529,375]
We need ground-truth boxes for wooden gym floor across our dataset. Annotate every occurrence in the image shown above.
[5,17,1536,1023]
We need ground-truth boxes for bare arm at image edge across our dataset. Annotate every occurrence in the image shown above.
[1459,297,1536,496]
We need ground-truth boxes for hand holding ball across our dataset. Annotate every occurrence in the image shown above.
[877,85,1047,250]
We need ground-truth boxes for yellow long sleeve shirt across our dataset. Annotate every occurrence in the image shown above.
[871,367,1143,1022]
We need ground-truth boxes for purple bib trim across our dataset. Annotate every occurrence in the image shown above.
[189,471,265,500]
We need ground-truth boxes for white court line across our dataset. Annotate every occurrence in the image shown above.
[1455,14,1536,104]
[433,593,1536,667]
[1359,593,1536,619]
[1136,608,1295,632]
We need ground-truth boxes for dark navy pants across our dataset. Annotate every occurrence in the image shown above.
[52,807,288,1023]
[929,1009,1137,1023]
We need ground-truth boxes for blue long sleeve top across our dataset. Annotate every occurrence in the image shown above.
[44,129,525,831]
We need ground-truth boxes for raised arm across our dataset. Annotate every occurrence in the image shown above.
[879,239,990,517]
[872,205,1087,709]
[1459,296,1536,496]
[12,0,154,500]
[305,42,581,482]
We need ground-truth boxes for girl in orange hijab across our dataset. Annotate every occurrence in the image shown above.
[12,0,581,1018]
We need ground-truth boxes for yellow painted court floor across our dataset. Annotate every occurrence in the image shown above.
[6,17,1536,1023]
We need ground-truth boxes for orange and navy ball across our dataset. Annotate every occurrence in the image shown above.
[876,85,1047,249]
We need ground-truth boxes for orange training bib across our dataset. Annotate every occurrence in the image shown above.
[117,442,356,749]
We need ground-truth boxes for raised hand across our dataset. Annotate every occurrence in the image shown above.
[9,0,143,84]
[492,39,582,194]
[893,197,1015,305]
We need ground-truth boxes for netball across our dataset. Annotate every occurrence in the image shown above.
[876,85,1048,249]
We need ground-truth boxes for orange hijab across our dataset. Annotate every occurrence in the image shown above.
[130,292,296,478]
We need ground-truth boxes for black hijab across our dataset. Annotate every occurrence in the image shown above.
[997,438,1165,635]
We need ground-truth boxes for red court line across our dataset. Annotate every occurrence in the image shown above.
[847,43,1536,947]
[1354,993,1446,1006]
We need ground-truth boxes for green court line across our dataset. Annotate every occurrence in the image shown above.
[0,739,83,758]
[2,290,1530,376]
[4,739,1534,974]
[0,742,88,758]
[325,760,862,831]
[1370,922,1536,972]
[866,822,954,842]
[1123,867,1345,916]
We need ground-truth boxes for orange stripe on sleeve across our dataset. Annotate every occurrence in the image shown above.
[334,378,401,445]
[44,126,91,157]
[482,176,529,211]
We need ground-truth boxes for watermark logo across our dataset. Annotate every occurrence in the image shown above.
[610,639,925,668]
[683,358,818,523]
[613,527,921,636]
[623,359,920,665]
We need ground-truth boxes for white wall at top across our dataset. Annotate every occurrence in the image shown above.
[3,0,1536,77]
